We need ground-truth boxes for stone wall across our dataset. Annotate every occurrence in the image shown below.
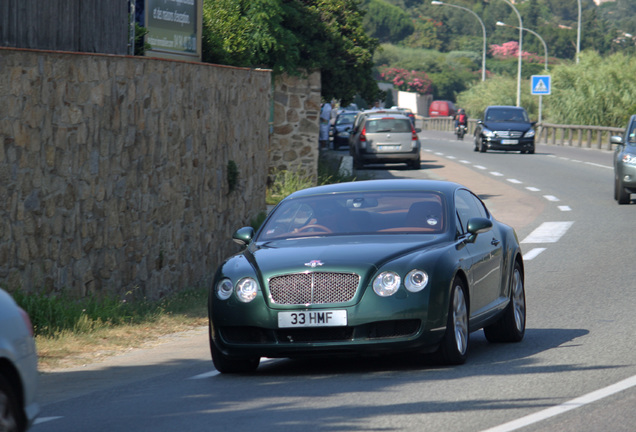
[0,47,271,299]
[270,71,321,183]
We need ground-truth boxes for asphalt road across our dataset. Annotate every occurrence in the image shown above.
[33,131,636,432]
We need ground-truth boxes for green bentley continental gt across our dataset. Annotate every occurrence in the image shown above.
[208,179,526,373]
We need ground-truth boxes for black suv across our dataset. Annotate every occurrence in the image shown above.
[474,106,536,154]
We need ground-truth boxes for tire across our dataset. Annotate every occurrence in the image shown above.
[484,261,526,343]
[528,146,535,154]
[479,139,487,153]
[616,178,630,204]
[408,157,421,170]
[0,374,23,432]
[209,325,260,374]
[436,278,469,365]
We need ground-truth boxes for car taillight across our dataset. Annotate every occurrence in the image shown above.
[411,129,418,141]
[360,127,366,141]
[19,307,34,337]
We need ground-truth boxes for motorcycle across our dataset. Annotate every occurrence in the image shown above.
[456,124,467,140]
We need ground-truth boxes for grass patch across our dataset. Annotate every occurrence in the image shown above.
[12,288,208,370]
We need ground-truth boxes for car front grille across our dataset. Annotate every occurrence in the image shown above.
[495,130,524,138]
[269,272,360,305]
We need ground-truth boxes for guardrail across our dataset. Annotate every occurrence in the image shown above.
[417,117,625,151]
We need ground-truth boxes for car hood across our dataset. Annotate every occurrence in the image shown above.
[482,120,533,132]
[246,235,444,276]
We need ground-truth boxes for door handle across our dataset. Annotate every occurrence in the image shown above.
[491,238,500,246]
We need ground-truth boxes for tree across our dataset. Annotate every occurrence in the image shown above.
[202,0,380,104]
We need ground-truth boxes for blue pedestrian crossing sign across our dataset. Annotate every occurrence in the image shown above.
[531,75,551,95]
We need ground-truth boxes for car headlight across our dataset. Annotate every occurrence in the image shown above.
[622,154,636,166]
[216,278,234,300]
[405,270,429,292]
[482,128,495,138]
[373,271,401,297]
[524,128,535,138]
[236,277,258,303]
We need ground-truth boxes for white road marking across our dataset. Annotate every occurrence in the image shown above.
[507,179,522,184]
[490,172,504,176]
[189,370,220,379]
[521,222,574,244]
[558,205,572,212]
[585,161,613,169]
[522,248,546,261]
[479,374,636,432]
[474,165,487,170]
[526,187,540,192]
[543,195,560,202]
[447,155,457,160]
[34,417,64,425]
[460,160,471,164]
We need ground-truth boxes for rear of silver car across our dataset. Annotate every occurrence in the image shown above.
[353,115,421,169]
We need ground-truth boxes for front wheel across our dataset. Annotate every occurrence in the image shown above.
[616,177,631,204]
[484,261,526,343]
[209,325,260,374]
[436,278,469,365]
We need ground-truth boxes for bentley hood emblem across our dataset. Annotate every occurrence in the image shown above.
[305,260,324,268]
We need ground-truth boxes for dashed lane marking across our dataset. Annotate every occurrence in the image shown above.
[521,221,574,244]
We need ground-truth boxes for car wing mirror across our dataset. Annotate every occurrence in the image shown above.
[233,226,255,246]
[465,217,492,242]
[610,135,624,146]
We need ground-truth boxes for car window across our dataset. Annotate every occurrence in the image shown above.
[365,118,412,133]
[486,108,529,122]
[336,114,356,125]
[454,189,488,234]
[258,191,447,240]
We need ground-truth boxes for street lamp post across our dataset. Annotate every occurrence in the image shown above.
[497,22,548,123]
[499,0,523,107]
[576,0,582,64]
[431,1,487,81]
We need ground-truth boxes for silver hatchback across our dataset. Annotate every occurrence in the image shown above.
[349,113,421,170]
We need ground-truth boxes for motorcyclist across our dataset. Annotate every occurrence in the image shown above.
[455,108,468,133]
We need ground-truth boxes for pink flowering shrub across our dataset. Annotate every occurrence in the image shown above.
[380,67,433,95]
[489,41,544,64]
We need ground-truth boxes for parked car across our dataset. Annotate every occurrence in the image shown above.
[208,179,526,373]
[0,289,39,431]
[349,112,421,169]
[428,100,456,117]
[610,114,636,204]
[473,106,536,154]
[330,110,358,149]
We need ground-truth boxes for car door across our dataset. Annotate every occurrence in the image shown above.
[455,189,504,317]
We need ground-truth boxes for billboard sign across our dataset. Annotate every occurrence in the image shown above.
[146,0,201,60]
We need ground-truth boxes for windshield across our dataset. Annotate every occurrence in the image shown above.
[258,191,446,241]
[485,108,529,123]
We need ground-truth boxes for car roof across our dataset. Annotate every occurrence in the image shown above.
[486,105,527,111]
[286,179,463,199]
[363,113,411,120]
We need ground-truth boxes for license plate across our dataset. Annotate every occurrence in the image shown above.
[501,139,518,144]
[378,145,400,151]
[278,310,347,328]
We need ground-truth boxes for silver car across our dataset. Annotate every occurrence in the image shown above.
[0,288,39,432]
[349,113,421,170]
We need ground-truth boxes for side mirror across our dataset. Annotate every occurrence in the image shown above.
[232,227,255,246]
[610,135,624,146]
[477,120,483,125]
[415,128,422,133]
[466,217,492,242]
[531,121,537,126]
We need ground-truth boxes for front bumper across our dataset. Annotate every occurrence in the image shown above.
[482,137,535,152]
[617,161,636,192]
